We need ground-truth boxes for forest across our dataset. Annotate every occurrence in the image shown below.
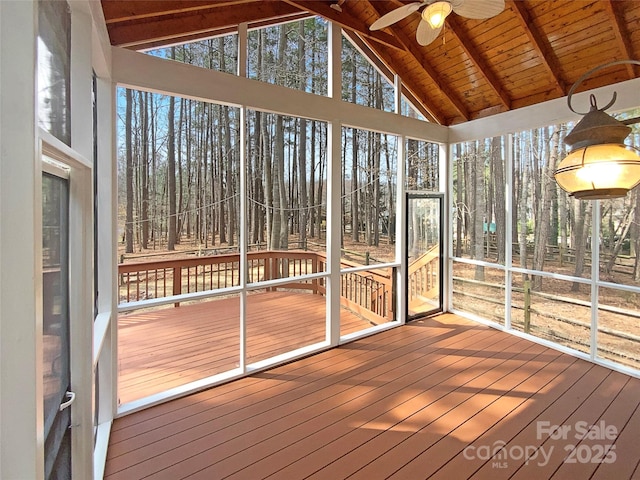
[453,113,640,289]
[117,16,640,288]
[117,18,436,266]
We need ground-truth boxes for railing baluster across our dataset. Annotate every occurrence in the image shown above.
[119,251,395,322]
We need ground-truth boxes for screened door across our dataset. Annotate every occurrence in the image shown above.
[42,171,73,479]
[406,193,443,319]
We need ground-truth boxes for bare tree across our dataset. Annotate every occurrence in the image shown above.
[125,88,134,254]
[571,201,591,291]
[472,141,485,280]
[297,22,308,248]
[491,136,505,263]
[167,49,177,250]
[532,127,560,289]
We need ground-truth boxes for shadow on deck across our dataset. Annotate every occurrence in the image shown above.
[107,313,640,479]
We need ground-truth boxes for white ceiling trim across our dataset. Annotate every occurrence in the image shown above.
[112,46,449,143]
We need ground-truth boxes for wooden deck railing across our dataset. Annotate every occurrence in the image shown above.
[408,244,440,306]
[118,250,394,322]
[315,254,394,324]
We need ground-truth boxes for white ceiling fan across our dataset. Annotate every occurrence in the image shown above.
[369,0,505,46]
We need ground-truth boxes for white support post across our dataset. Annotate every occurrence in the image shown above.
[93,75,116,480]
[71,6,93,161]
[327,22,342,345]
[327,120,342,345]
[446,142,455,312]
[591,200,601,361]
[0,1,42,479]
[504,134,513,329]
[238,22,248,372]
[440,142,449,312]
[394,75,406,323]
[67,156,94,480]
[69,6,95,478]
[395,141,406,323]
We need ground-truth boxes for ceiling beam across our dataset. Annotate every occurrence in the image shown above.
[281,0,405,51]
[445,15,511,110]
[106,1,302,47]
[602,0,637,78]
[342,30,439,123]
[101,1,255,24]
[509,0,565,96]
[130,12,314,51]
[391,30,470,122]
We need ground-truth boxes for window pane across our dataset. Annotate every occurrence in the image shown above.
[147,36,238,74]
[598,287,640,370]
[401,95,427,121]
[42,172,72,479]
[452,138,505,265]
[341,127,397,265]
[342,35,394,112]
[248,18,328,95]
[406,139,439,191]
[511,274,591,355]
[511,127,591,277]
[341,266,396,337]
[599,195,639,286]
[38,0,71,145]
[118,295,240,405]
[452,261,505,325]
[246,284,326,363]
[246,111,328,260]
[116,89,241,261]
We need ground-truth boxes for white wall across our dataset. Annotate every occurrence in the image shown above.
[0,1,42,479]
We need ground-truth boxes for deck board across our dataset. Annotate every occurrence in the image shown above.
[107,313,640,479]
[118,291,375,404]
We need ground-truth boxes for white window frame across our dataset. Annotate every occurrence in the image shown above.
[39,129,94,480]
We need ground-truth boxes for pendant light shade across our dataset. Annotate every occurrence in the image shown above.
[555,144,640,200]
[554,60,640,200]
[422,1,452,29]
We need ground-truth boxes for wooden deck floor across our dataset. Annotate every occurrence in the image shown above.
[118,291,374,404]
[107,313,640,479]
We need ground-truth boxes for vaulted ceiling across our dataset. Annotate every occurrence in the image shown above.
[101,0,640,125]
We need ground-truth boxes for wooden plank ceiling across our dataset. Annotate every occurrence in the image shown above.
[101,0,640,126]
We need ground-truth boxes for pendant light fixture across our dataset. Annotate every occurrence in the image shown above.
[422,1,452,29]
[555,60,640,200]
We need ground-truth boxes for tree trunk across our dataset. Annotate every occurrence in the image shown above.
[454,144,463,257]
[472,142,485,280]
[138,91,149,249]
[297,22,308,248]
[125,88,134,253]
[309,120,316,238]
[350,70,359,243]
[519,143,529,273]
[571,201,591,291]
[491,136,505,263]
[605,206,635,274]
[167,50,177,250]
[532,128,559,289]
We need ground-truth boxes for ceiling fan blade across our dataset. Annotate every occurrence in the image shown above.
[416,18,442,46]
[451,0,505,19]
[370,2,424,31]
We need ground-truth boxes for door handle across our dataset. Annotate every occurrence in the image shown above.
[59,391,76,411]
